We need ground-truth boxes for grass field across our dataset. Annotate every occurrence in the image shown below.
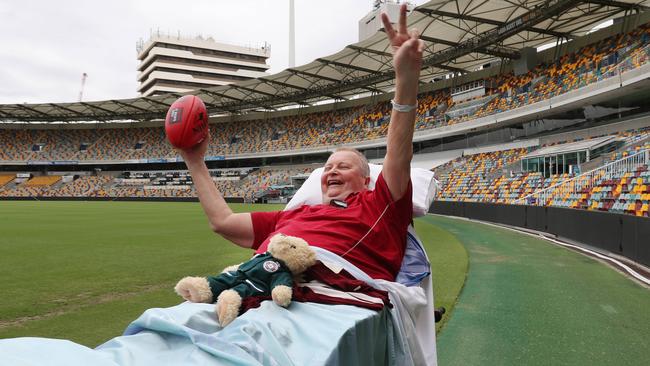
[0,200,467,347]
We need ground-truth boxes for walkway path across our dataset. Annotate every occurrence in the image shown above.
[423,215,650,366]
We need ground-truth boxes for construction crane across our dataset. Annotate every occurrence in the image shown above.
[78,72,87,102]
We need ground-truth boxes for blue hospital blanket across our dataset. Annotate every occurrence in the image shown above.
[0,301,399,366]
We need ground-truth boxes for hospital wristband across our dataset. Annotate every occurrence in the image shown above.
[390,99,418,113]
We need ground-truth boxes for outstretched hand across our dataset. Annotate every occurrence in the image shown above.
[179,132,209,166]
[381,4,424,86]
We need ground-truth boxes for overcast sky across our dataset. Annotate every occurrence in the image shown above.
[0,0,427,104]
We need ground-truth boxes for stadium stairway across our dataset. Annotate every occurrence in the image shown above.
[104,177,120,189]
[485,158,523,182]
[3,181,19,191]
[50,179,66,190]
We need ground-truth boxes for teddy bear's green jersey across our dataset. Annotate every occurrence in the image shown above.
[206,252,294,299]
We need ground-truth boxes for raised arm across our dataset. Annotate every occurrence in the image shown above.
[180,136,254,248]
[381,4,424,201]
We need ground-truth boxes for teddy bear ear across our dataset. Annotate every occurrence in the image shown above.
[269,233,309,249]
[268,233,287,246]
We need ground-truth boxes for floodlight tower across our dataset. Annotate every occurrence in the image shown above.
[78,72,87,102]
[289,0,295,68]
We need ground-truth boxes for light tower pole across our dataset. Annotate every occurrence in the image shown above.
[289,0,295,68]
[78,72,87,102]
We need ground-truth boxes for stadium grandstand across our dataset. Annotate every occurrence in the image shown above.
[1,3,649,229]
[2,1,650,364]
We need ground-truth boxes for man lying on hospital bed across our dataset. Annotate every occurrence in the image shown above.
[182,4,423,284]
[0,5,438,366]
[178,4,436,364]
[181,2,422,285]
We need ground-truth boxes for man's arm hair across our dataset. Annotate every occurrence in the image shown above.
[381,6,423,201]
[185,157,254,248]
[383,84,417,201]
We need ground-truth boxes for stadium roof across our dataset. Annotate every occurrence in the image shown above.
[1,0,648,123]
[523,135,617,158]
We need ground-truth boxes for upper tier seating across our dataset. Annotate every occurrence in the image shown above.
[1,23,649,163]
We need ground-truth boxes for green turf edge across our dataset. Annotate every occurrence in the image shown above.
[415,216,469,334]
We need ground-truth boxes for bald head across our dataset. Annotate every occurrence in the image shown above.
[332,147,370,177]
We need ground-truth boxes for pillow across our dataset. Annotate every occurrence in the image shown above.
[286,164,438,217]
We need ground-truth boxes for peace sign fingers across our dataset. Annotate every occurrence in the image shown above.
[381,4,411,51]
[381,12,398,43]
[398,3,408,35]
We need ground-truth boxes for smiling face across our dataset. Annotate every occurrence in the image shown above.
[321,150,370,204]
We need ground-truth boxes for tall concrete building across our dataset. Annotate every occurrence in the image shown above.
[358,1,415,42]
[136,34,271,96]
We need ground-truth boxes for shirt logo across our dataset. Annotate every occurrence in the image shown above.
[263,260,280,273]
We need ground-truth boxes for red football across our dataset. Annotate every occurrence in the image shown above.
[165,95,209,149]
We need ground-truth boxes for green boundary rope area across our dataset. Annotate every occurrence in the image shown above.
[414,218,468,333]
[423,215,650,366]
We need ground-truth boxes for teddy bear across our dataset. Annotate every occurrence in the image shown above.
[174,233,317,327]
